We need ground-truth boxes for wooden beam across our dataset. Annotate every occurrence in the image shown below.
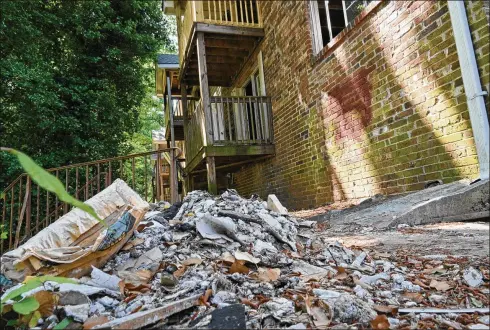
[191,156,274,174]
[184,146,206,175]
[206,145,275,157]
[202,38,257,50]
[181,82,189,137]
[195,23,265,37]
[205,47,250,57]
[206,156,217,195]
[167,76,178,203]
[196,32,214,146]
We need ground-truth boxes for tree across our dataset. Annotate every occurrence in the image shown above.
[0,0,173,189]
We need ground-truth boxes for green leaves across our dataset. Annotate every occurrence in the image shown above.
[1,275,76,304]
[12,297,39,315]
[2,148,106,226]
[54,318,71,330]
[1,0,171,191]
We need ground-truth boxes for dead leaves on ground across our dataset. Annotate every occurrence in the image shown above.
[250,268,280,282]
[33,291,58,317]
[304,295,332,328]
[371,314,390,329]
[430,279,452,292]
[373,305,398,316]
[228,260,250,274]
[401,292,424,303]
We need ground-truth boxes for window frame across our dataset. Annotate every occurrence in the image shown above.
[310,0,372,55]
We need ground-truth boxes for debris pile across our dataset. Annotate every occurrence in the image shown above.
[1,185,489,329]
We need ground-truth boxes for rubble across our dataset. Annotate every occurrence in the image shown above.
[1,185,489,329]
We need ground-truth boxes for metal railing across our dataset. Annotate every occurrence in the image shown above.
[0,149,178,253]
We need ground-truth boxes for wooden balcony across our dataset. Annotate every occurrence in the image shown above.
[175,0,264,86]
[164,96,200,141]
[184,95,274,175]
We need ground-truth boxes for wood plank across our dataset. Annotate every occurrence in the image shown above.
[206,156,218,195]
[196,22,264,37]
[205,47,250,57]
[206,144,275,157]
[184,146,206,174]
[192,155,274,174]
[196,32,214,146]
[202,37,257,49]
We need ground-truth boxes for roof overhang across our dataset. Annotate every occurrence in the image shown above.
[163,0,176,15]
[158,63,180,69]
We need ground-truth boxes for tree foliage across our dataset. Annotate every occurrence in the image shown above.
[0,0,174,189]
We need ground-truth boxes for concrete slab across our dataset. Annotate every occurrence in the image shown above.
[318,179,489,229]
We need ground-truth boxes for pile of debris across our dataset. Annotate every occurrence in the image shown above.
[1,182,489,329]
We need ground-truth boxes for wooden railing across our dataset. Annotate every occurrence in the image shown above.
[0,149,180,253]
[184,96,273,165]
[185,99,206,166]
[210,96,273,145]
[177,0,262,65]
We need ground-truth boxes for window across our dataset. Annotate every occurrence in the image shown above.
[310,0,372,54]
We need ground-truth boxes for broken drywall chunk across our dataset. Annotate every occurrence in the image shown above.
[327,294,376,324]
[253,240,278,254]
[63,303,90,323]
[196,214,241,243]
[463,267,483,288]
[267,195,288,215]
[261,297,295,319]
[58,291,91,306]
[87,266,123,292]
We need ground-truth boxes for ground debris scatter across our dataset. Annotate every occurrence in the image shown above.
[1,189,489,329]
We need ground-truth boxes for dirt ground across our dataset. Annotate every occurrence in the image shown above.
[316,222,490,257]
[293,202,490,258]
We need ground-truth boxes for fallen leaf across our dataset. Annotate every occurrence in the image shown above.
[136,222,152,232]
[219,252,236,264]
[250,268,280,282]
[199,289,213,306]
[33,291,58,317]
[334,266,348,280]
[371,314,390,329]
[241,298,259,309]
[123,294,137,303]
[402,292,424,303]
[413,279,430,288]
[121,238,145,251]
[373,305,398,316]
[83,316,109,330]
[124,283,151,295]
[182,257,203,266]
[173,266,187,278]
[430,279,452,292]
[229,260,249,274]
[234,251,260,264]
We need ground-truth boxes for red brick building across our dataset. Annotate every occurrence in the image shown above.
[161,0,490,209]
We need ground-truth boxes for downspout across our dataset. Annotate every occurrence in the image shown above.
[447,1,490,180]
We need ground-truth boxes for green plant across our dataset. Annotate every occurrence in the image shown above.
[1,276,76,328]
[1,148,105,225]
[0,225,7,240]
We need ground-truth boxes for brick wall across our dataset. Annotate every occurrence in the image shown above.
[231,0,488,210]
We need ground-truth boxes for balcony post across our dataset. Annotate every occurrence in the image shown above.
[206,156,218,195]
[181,82,189,134]
[167,75,179,203]
[196,32,214,146]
